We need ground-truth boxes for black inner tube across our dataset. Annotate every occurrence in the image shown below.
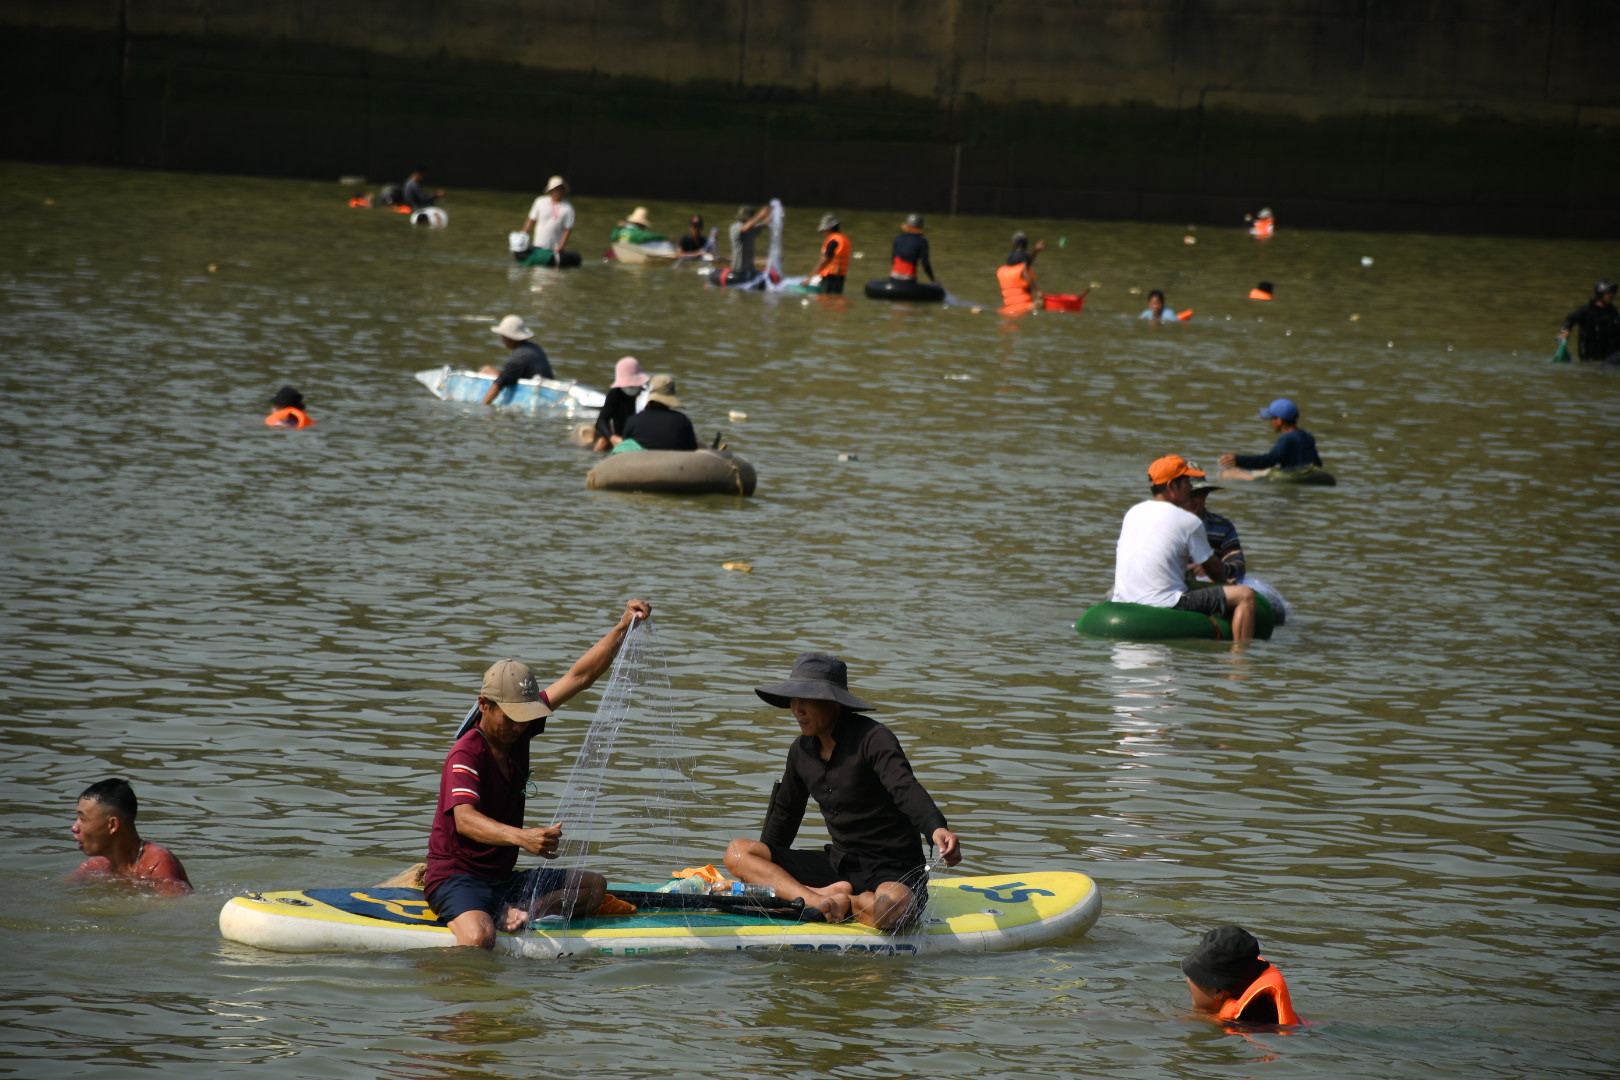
[865,279,945,302]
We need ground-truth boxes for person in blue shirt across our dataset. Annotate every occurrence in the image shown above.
[1218,398,1322,477]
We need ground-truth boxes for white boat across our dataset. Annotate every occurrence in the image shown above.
[611,239,680,265]
[414,366,605,412]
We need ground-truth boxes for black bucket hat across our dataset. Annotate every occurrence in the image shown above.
[755,652,874,712]
[1181,925,1270,991]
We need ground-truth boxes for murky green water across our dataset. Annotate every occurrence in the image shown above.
[2,161,1616,1079]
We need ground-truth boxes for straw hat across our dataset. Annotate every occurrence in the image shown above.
[490,315,534,341]
[645,374,681,408]
[545,176,567,193]
[626,207,652,227]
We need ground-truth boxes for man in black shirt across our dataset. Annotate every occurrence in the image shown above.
[724,653,962,928]
[1560,280,1620,363]
[481,315,554,405]
[401,167,443,210]
[618,374,698,450]
[676,215,710,258]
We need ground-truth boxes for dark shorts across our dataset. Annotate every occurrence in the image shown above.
[1174,586,1229,617]
[767,843,926,901]
[820,274,846,295]
[425,867,571,924]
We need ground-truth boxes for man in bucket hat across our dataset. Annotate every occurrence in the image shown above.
[480,315,554,406]
[1113,455,1257,641]
[424,598,651,949]
[723,653,961,928]
[1182,925,1302,1025]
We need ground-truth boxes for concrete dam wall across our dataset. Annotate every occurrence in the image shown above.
[5,0,1616,236]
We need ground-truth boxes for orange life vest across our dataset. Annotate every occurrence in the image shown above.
[997,263,1035,313]
[1251,217,1274,238]
[1249,287,1273,301]
[821,232,851,277]
[265,407,315,428]
[1217,964,1300,1025]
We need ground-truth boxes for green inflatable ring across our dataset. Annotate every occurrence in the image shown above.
[1075,589,1276,641]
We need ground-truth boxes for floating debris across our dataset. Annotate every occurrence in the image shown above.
[837,453,858,462]
[1360,256,1374,267]
[722,561,753,573]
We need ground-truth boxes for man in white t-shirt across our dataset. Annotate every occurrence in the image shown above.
[522,176,576,260]
[1113,455,1257,641]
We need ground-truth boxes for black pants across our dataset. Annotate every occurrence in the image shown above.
[821,274,846,295]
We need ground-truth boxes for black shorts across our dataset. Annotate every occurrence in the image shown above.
[767,843,925,899]
[820,274,846,295]
[425,867,571,923]
[1174,586,1229,618]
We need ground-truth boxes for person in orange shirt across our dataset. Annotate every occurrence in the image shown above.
[1182,925,1302,1025]
[265,386,315,428]
[1248,208,1275,238]
[70,779,193,895]
[996,232,1044,314]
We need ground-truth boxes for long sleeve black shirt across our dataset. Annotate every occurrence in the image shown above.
[760,713,948,873]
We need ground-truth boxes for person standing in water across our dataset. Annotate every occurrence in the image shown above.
[808,213,851,295]
[1217,398,1323,477]
[1559,279,1620,363]
[70,779,193,895]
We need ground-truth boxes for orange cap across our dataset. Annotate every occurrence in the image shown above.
[1148,455,1205,486]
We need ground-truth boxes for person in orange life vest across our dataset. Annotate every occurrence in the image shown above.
[1182,925,1301,1025]
[265,386,315,428]
[808,213,851,295]
[889,213,936,284]
[1249,280,1274,301]
[71,778,193,895]
[1248,207,1275,238]
[996,232,1044,313]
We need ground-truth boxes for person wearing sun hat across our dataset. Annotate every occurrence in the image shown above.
[1182,925,1302,1024]
[521,175,575,265]
[480,315,554,405]
[616,373,698,451]
[1217,397,1323,477]
[1182,464,1246,585]
[1113,455,1257,641]
[424,599,652,949]
[610,206,667,245]
[723,653,962,928]
[591,356,652,451]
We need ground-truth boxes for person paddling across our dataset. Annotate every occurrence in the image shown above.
[724,653,962,928]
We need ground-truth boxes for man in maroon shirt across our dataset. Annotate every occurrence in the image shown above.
[426,598,650,949]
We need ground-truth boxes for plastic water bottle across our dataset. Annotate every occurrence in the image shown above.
[673,876,707,895]
[713,881,775,899]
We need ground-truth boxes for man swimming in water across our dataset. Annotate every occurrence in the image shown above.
[71,778,193,895]
[724,653,961,929]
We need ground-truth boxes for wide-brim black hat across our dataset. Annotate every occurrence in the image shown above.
[1181,925,1269,991]
[755,652,874,712]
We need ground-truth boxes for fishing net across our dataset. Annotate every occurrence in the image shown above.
[501,619,945,952]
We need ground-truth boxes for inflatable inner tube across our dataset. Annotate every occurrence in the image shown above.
[517,248,583,268]
[865,279,945,303]
[586,448,757,496]
[1075,590,1276,641]
[1264,466,1336,486]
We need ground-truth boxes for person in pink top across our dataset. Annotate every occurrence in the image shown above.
[70,778,193,895]
[425,598,651,949]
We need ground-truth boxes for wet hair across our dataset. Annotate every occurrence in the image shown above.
[270,386,305,409]
[1147,289,1166,303]
[1257,281,1274,293]
[80,778,137,822]
[689,215,703,229]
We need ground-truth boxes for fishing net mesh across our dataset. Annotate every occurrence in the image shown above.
[509,619,941,949]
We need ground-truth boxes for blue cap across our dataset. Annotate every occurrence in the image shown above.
[1258,398,1299,421]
